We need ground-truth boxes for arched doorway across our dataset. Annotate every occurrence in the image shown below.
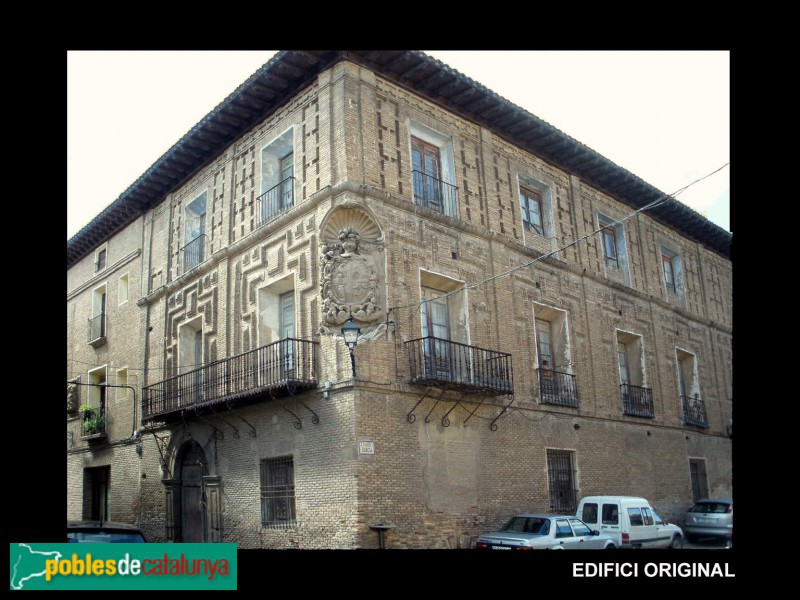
[177,441,207,543]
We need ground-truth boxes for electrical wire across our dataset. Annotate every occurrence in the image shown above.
[387,163,729,313]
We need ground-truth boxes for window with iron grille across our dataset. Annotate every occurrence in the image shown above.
[260,456,295,526]
[546,449,577,514]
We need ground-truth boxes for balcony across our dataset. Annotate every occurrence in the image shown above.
[88,313,106,348]
[405,336,513,395]
[412,170,458,217]
[142,338,319,422]
[80,406,107,440]
[681,395,708,428]
[180,234,207,274]
[537,368,578,407]
[621,383,654,418]
[256,176,295,228]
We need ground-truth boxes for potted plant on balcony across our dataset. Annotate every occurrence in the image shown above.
[79,404,105,436]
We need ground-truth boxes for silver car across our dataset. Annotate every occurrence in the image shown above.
[476,514,617,550]
[683,498,733,545]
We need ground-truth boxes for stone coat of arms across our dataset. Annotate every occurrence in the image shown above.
[319,206,385,338]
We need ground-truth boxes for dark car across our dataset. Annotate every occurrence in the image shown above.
[67,521,147,543]
[683,498,733,546]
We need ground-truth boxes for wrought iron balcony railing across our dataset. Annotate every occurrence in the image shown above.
[88,313,105,343]
[80,406,107,438]
[412,170,458,217]
[256,176,295,228]
[681,395,708,428]
[537,368,578,407]
[621,383,654,418]
[180,234,207,273]
[142,338,319,421]
[405,336,513,394]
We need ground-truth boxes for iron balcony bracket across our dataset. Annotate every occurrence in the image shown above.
[407,387,436,423]
[441,393,466,427]
[191,407,225,441]
[463,395,487,427]
[143,422,173,479]
[206,404,240,439]
[490,394,515,431]
[298,400,320,425]
[424,388,448,423]
[224,400,258,437]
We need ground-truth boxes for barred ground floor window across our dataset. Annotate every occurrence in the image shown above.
[260,456,296,526]
[547,449,577,514]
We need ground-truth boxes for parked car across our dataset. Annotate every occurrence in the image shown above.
[67,521,147,543]
[476,514,617,550]
[683,498,733,545]
[577,496,684,549]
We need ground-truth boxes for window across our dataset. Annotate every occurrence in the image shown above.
[546,449,577,513]
[95,248,107,272]
[617,330,653,417]
[87,366,107,411]
[601,504,619,525]
[259,129,295,225]
[627,507,644,527]
[616,331,646,388]
[89,284,107,344]
[581,503,598,524]
[536,318,553,370]
[554,519,574,538]
[641,507,655,526]
[118,273,129,306]
[419,270,469,382]
[85,366,107,437]
[533,303,577,407]
[677,348,706,426]
[409,122,457,217]
[662,254,676,293]
[257,277,296,382]
[569,518,593,537]
[520,186,544,235]
[601,222,618,268]
[598,214,629,281]
[279,291,296,376]
[412,137,445,213]
[661,247,684,298]
[260,456,296,526]
[422,289,453,380]
[617,342,630,386]
[183,193,207,271]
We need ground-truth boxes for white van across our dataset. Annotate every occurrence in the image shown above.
[576,496,684,549]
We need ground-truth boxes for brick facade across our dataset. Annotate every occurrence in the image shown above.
[67,57,731,548]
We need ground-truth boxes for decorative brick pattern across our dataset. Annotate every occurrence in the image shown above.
[68,60,731,548]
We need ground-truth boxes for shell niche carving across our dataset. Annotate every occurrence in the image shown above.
[319,204,386,338]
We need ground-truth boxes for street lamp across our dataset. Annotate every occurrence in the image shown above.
[341,317,361,378]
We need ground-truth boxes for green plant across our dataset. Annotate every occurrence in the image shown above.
[81,406,105,435]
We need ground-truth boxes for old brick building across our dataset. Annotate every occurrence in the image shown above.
[67,51,732,549]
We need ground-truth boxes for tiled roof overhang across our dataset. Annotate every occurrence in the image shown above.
[68,51,730,268]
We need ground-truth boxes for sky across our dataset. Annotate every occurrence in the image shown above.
[67,50,729,239]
